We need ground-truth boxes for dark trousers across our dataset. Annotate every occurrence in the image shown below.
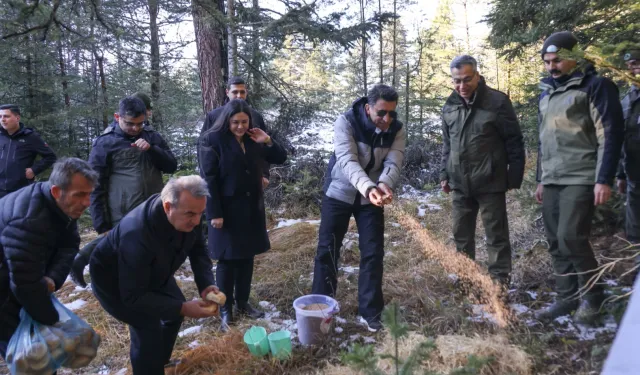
[626,180,640,243]
[312,195,385,320]
[451,190,512,279]
[90,264,184,375]
[216,258,255,308]
[542,185,602,300]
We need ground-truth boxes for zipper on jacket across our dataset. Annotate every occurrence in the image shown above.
[4,139,11,189]
[364,133,379,174]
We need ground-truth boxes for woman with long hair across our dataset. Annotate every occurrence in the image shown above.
[198,99,287,331]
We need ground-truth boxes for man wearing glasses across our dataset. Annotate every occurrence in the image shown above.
[312,84,406,332]
[440,55,525,287]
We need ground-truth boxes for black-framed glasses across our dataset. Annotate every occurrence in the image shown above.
[375,110,397,118]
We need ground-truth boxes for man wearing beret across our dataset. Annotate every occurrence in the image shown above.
[616,50,640,263]
[534,31,625,324]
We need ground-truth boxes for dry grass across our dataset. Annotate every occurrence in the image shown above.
[323,332,532,375]
[391,205,512,327]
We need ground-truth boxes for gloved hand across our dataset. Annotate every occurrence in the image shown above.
[70,252,89,288]
[70,233,106,288]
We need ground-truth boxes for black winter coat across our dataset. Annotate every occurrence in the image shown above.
[89,195,215,321]
[0,183,80,342]
[0,124,57,195]
[89,122,177,234]
[198,131,287,260]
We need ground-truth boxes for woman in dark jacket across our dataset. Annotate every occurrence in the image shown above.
[198,99,287,331]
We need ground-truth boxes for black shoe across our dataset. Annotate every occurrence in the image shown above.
[535,299,579,321]
[359,316,383,332]
[574,297,604,326]
[70,253,89,288]
[236,302,265,319]
[220,306,233,332]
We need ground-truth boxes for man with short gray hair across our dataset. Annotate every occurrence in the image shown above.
[89,175,221,374]
[440,55,525,286]
[0,157,97,359]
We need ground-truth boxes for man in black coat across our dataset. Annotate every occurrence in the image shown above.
[200,76,271,188]
[89,175,221,374]
[70,96,177,288]
[0,104,57,199]
[0,158,98,358]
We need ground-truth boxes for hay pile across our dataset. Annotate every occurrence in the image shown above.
[167,332,253,375]
[323,333,531,375]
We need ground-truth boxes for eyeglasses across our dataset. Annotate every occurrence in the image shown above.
[452,76,475,85]
[375,110,397,118]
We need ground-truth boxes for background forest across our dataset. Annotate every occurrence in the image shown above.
[0,0,639,374]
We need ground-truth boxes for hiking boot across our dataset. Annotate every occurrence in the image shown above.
[220,306,233,332]
[359,316,383,332]
[574,297,604,326]
[237,302,265,319]
[535,299,579,321]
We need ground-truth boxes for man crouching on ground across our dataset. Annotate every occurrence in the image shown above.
[89,175,221,374]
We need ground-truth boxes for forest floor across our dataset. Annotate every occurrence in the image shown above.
[2,178,633,375]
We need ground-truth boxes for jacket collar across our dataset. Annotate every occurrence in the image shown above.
[41,182,74,226]
[445,76,488,108]
[348,97,402,135]
[539,65,596,93]
[0,123,32,138]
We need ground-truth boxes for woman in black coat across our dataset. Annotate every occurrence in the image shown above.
[198,99,287,330]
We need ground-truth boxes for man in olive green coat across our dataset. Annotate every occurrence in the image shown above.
[534,32,624,324]
[440,55,525,286]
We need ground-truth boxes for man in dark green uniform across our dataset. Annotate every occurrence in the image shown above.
[440,55,525,286]
[534,32,625,324]
[616,49,640,252]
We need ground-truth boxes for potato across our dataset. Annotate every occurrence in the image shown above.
[50,327,65,340]
[27,342,48,360]
[50,347,66,362]
[205,291,227,305]
[13,353,30,371]
[43,334,60,351]
[78,328,94,344]
[30,354,51,371]
[201,302,219,315]
[66,355,93,369]
[62,335,80,353]
[75,345,97,358]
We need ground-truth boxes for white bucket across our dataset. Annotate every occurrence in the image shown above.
[293,294,339,345]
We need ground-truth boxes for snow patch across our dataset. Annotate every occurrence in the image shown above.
[605,279,618,286]
[467,304,499,325]
[340,266,359,274]
[526,291,538,300]
[335,327,344,333]
[189,340,200,349]
[64,299,86,311]
[510,304,530,315]
[553,315,618,341]
[275,219,322,228]
[363,336,376,344]
[115,369,128,375]
[335,316,347,324]
[391,222,401,228]
[178,325,202,337]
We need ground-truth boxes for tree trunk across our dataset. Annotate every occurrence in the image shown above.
[392,0,397,87]
[57,40,70,109]
[405,62,409,125]
[193,0,225,113]
[378,0,383,83]
[360,0,367,96]
[251,0,262,106]
[148,0,163,130]
[463,0,471,51]
[96,53,109,130]
[227,0,238,76]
